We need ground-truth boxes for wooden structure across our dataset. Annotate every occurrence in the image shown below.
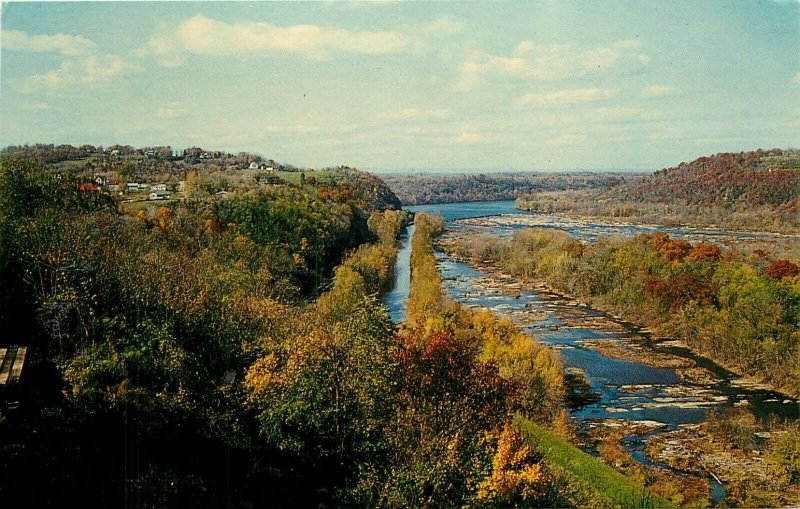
[0,346,27,386]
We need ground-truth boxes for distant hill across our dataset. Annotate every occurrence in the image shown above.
[516,149,799,233]
[609,149,799,208]
[380,172,636,206]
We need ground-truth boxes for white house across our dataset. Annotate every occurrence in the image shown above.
[149,191,171,201]
[152,183,167,192]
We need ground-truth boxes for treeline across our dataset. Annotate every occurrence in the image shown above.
[381,172,636,206]
[517,149,800,233]
[0,143,300,181]
[0,156,415,506]
[450,228,800,396]
[401,214,670,507]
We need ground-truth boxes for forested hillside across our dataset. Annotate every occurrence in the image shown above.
[517,150,800,233]
[0,154,412,506]
[613,149,800,209]
[381,172,635,205]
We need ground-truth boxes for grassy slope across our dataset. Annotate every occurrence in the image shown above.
[515,416,674,508]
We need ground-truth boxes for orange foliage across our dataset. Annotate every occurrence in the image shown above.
[658,239,692,262]
[476,423,548,505]
[765,260,799,280]
[686,243,722,262]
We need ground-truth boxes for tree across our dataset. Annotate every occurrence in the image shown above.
[765,260,799,281]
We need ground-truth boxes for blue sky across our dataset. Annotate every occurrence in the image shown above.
[1,1,798,171]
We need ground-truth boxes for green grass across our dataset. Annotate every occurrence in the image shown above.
[515,416,674,508]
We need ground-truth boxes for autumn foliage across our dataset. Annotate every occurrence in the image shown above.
[765,259,799,280]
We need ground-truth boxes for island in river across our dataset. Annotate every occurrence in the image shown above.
[386,200,800,507]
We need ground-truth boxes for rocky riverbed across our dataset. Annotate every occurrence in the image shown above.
[433,229,799,506]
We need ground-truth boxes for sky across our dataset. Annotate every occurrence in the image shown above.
[1,1,798,171]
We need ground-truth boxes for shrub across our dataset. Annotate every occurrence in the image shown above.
[705,407,755,449]
[769,425,800,483]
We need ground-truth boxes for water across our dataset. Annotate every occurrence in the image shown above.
[386,200,799,502]
[384,225,414,323]
[409,200,796,245]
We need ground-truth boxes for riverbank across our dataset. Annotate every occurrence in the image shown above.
[435,230,799,505]
[439,234,758,394]
[437,228,799,401]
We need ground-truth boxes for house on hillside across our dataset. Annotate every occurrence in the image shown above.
[152,183,167,191]
[149,191,171,201]
[250,161,276,170]
[79,183,99,192]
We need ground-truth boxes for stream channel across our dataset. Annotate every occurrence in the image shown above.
[385,200,799,503]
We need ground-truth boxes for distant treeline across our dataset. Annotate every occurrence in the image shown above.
[381,172,639,206]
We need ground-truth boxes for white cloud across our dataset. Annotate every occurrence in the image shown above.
[516,87,615,107]
[458,39,649,91]
[157,103,188,119]
[592,106,663,121]
[14,55,142,93]
[1,29,96,56]
[641,85,677,97]
[394,107,451,120]
[147,14,409,62]
[417,15,465,36]
[447,132,500,144]
[136,35,185,67]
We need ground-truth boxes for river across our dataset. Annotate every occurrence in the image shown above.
[385,200,798,502]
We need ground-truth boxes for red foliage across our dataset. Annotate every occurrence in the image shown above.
[765,260,799,281]
[686,243,722,263]
[392,330,517,421]
[624,149,799,208]
[645,272,716,310]
[659,240,692,263]
[645,232,671,252]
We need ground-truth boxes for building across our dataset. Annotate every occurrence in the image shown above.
[152,183,167,191]
[149,191,171,201]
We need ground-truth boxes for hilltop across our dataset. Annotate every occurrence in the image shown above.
[610,149,799,208]
[0,143,402,212]
[517,149,800,233]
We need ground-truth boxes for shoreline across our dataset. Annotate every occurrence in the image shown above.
[436,233,798,402]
